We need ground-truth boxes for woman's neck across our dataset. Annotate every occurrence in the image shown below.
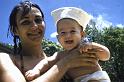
[21,44,45,58]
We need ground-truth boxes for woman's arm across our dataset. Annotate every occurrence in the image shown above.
[0,50,97,82]
[0,52,66,82]
[31,49,97,82]
[30,52,67,82]
[0,52,26,82]
[25,52,61,81]
[31,58,68,82]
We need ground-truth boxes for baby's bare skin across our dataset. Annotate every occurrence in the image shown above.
[25,43,103,81]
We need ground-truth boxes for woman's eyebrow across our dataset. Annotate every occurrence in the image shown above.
[19,17,29,23]
[35,15,42,18]
[19,16,28,22]
[21,16,29,20]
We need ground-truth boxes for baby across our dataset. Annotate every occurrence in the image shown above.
[25,7,111,82]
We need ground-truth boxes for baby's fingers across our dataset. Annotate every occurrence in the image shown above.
[25,70,31,77]
[25,70,35,81]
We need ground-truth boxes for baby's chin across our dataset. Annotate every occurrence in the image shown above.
[65,47,75,51]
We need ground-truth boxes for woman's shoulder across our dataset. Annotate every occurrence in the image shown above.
[0,52,15,67]
[0,52,20,65]
[0,52,11,59]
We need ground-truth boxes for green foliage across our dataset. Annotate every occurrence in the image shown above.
[42,38,62,56]
[0,42,13,49]
[86,21,124,82]
[101,27,124,81]
[0,39,62,56]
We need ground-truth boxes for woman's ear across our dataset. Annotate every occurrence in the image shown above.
[14,32,19,36]
[13,28,19,36]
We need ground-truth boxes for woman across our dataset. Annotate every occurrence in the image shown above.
[0,1,97,82]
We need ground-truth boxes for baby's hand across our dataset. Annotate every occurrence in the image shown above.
[25,69,40,81]
[80,42,93,53]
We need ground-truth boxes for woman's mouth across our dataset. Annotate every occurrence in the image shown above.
[27,32,42,40]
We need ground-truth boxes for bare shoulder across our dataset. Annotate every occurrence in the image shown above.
[0,52,12,74]
[47,52,59,63]
[0,52,19,71]
[46,51,64,66]
[0,52,26,82]
[0,52,15,69]
[47,51,66,61]
[0,52,19,65]
[0,52,11,62]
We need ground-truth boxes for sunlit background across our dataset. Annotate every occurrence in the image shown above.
[0,0,124,44]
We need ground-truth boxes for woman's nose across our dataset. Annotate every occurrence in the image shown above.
[30,21,38,30]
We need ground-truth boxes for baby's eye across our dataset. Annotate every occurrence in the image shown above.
[21,20,31,25]
[35,18,43,24]
[61,32,66,34]
[60,32,66,35]
[70,30,76,33]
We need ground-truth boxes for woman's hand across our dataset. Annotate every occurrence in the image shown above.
[80,42,110,61]
[61,49,98,69]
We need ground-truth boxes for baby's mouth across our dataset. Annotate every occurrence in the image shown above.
[65,40,74,44]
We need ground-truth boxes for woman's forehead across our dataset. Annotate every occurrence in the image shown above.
[17,7,42,20]
[30,7,42,16]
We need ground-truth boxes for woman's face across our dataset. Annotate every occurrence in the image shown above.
[15,7,45,45]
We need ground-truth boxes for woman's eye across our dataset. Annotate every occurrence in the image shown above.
[35,18,43,24]
[21,20,31,25]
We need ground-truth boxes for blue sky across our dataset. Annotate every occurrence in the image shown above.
[0,0,124,44]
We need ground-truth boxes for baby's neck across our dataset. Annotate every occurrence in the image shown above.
[66,44,80,52]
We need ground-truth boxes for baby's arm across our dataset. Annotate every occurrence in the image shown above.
[25,59,49,81]
[25,52,60,81]
[80,42,110,61]
[91,42,110,61]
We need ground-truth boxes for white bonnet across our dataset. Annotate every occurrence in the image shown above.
[51,7,91,31]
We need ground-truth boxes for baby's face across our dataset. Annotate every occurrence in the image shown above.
[57,18,84,50]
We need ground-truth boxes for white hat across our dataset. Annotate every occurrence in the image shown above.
[51,7,91,31]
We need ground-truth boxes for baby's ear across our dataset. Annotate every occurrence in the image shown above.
[56,35,59,39]
[56,35,60,42]
[81,31,86,37]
